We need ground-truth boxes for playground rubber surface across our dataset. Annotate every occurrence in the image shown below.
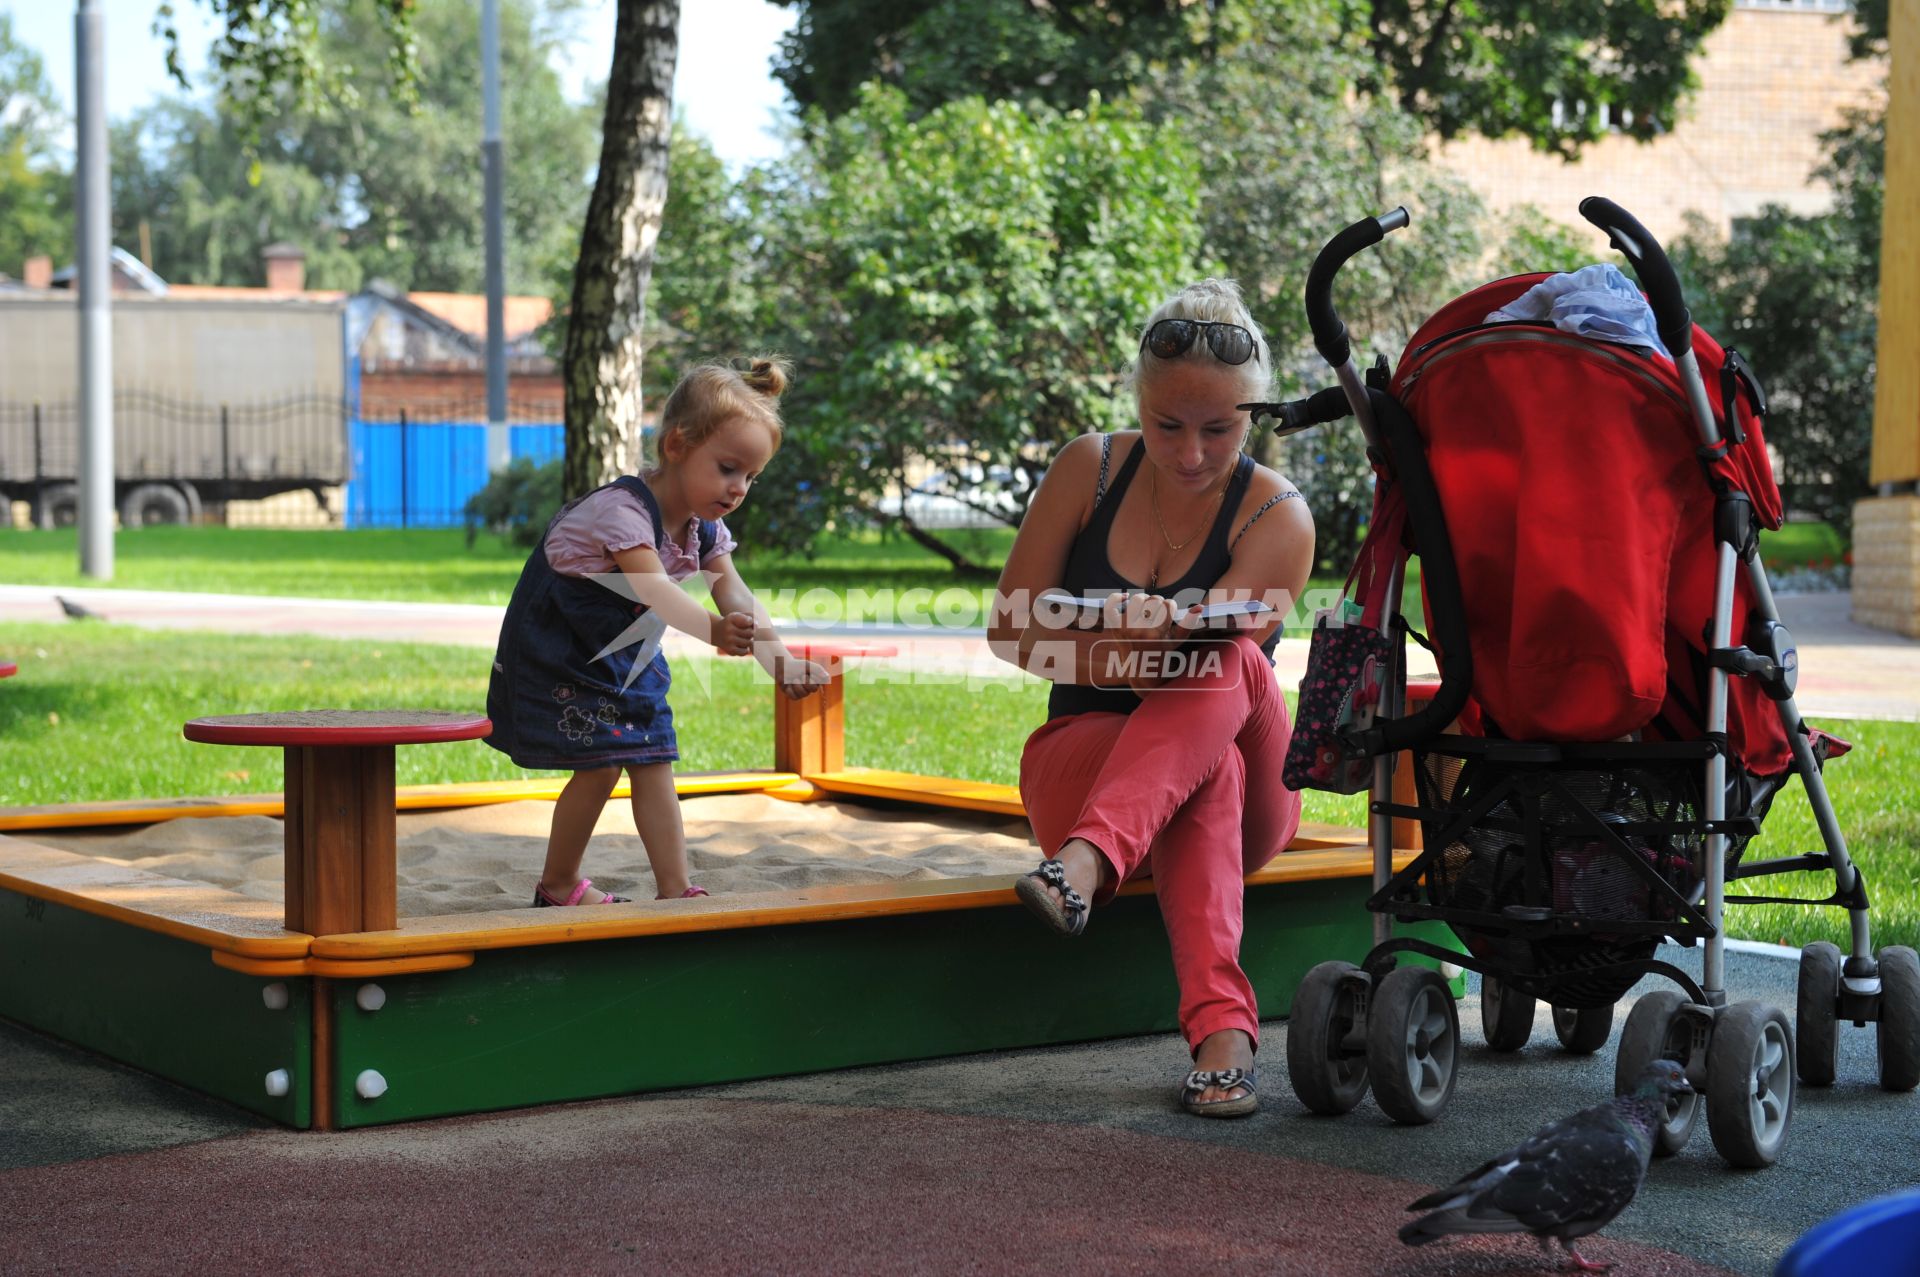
[2,942,1905,1275]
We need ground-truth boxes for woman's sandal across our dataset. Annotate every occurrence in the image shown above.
[663,884,709,900]
[533,878,631,907]
[1181,1068,1258,1119]
[1014,858,1089,937]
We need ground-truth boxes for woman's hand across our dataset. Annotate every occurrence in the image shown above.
[1099,592,1195,689]
[708,610,755,656]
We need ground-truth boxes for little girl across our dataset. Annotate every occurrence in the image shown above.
[484,357,828,906]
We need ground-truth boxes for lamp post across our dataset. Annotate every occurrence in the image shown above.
[483,0,509,474]
[75,0,113,578]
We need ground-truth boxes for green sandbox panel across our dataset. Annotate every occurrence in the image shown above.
[332,880,1461,1127]
[0,887,311,1127]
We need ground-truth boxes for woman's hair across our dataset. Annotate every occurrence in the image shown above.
[1128,278,1272,406]
[657,356,791,461]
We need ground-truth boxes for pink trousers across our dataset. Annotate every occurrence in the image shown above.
[1018,634,1303,1053]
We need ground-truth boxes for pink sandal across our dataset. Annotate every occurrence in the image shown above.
[532,878,631,907]
[664,885,709,900]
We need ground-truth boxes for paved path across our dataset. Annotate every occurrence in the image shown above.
[2,942,1903,1275]
[4,584,1916,720]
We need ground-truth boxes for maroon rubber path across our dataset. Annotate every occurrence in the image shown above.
[0,1098,1733,1276]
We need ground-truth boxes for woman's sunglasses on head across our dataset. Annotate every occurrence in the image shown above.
[1141,319,1261,367]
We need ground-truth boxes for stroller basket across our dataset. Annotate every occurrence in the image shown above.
[1403,740,1713,1008]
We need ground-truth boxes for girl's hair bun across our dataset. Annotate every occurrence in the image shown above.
[734,355,790,400]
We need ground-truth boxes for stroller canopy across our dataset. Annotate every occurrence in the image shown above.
[1389,274,1790,778]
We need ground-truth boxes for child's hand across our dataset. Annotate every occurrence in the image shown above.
[709,610,755,656]
[778,659,832,700]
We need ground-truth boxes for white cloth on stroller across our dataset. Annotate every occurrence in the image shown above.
[1484,263,1671,357]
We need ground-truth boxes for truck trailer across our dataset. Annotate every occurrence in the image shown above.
[0,292,348,526]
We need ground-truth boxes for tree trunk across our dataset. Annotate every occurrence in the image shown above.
[562,0,680,500]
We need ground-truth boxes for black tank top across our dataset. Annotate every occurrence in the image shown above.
[1046,439,1280,720]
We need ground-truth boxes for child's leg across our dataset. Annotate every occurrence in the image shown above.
[541,766,621,902]
[626,762,692,898]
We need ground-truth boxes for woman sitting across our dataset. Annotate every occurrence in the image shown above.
[988,278,1314,1118]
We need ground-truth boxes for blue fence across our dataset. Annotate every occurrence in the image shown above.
[347,419,564,529]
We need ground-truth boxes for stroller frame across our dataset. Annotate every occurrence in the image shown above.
[1260,199,1918,1169]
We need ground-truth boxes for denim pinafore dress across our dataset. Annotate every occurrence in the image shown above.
[484,475,716,771]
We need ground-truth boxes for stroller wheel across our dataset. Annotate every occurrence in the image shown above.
[1287,960,1372,1115]
[1616,989,1702,1157]
[1366,965,1459,1125]
[1552,1003,1614,1055]
[1481,976,1535,1053]
[1706,1000,1795,1169]
[1796,941,1843,1087]
[1876,946,1920,1092]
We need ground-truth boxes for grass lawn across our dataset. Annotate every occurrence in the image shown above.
[0,524,1358,626]
[1,620,1913,953]
[2,520,1836,627]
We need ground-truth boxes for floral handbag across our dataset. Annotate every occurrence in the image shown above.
[1282,490,1407,794]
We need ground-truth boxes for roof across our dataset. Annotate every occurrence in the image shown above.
[49,247,170,296]
[405,292,553,342]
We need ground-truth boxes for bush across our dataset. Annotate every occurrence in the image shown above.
[464,457,564,548]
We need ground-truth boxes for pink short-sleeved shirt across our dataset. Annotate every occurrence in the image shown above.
[543,484,737,583]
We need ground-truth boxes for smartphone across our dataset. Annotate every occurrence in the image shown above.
[1037,591,1275,624]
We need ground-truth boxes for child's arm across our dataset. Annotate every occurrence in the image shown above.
[702,553,829,699]
[610,545,753,655]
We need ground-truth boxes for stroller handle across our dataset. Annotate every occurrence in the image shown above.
[1578,197,1693,357]
[1306,207,1411,368]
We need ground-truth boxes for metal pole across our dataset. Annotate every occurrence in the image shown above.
[399,408,410,529]
[32,403,45,528]
[75,0,113,577]
[482,0,510,474]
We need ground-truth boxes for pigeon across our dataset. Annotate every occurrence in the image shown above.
[55,595,103,621]
[1399,1059,1692,1272]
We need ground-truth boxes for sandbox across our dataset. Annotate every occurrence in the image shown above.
[0,649,1454,1129]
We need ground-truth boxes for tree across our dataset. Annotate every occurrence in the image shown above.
[701,87,1211,573]
[172,0,678,496]
[128,1,598,294]
[1674,109,1882,540]
[1362,0,1730,157]
[561,0,680,499]
[769,0,1732,156]
[0,13,72,275]
[110,100,365,289]
[1670,4,1886,540]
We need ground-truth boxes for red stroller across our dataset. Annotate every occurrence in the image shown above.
[1261,200,1918,1169]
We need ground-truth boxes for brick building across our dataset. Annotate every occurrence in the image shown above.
[1433,0,1886,244]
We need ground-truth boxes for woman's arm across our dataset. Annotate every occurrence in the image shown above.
[988,434,1161,690]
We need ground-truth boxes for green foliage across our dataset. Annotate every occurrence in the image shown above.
[463,457,566,548]
[1363,0,1729,157]
[0,14,71,273]
[1484,206,1600,281]
[770,0,1202,120]
[771,0,1732,157]
[704,87,1210,566]
[157,0,422,158]
[119,0,598,293]
[1672,105,1883,540]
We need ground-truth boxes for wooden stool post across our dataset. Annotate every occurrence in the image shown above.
[770,642,898,776]
[184,710,490,937]
[775,672,846,774]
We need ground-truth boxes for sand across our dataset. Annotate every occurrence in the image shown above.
[27,793,1041,918]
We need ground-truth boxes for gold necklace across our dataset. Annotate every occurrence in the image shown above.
[1148,465,1229,588]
